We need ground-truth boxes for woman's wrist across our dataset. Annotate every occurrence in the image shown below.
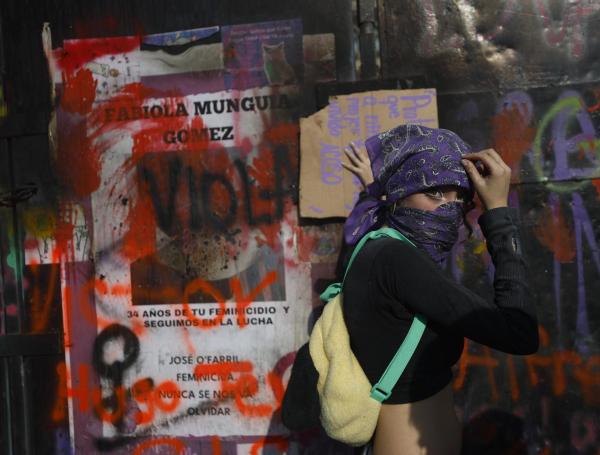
[483,197,508,210]
[485,202,508,210]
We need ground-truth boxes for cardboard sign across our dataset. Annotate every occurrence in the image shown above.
[299,89,438,218]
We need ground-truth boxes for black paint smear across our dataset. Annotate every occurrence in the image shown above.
[139,148,295,235]
[92,324,140,431]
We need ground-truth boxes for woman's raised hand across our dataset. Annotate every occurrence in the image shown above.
[342,142,374,190]
[461,148,511,210]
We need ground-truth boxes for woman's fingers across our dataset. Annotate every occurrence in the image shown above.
[344,145,360,166]
[460,158,485,186]
[345,142,366,165]
[463,149,507,176]
[343,142,374,188]
[480,148,511,174]
[461,148,510,210]
[341,161,358,172]
[344,142,370,170]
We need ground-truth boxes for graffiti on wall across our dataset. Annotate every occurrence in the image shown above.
[439,82,600,454]
[2,4,599,453]
[12,18,341,454]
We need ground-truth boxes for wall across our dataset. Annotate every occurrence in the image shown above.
[379,1,600,453]
[0,2,354,454]
[0,1,599,454]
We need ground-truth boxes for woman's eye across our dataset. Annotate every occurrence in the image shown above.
[425,190,444,200]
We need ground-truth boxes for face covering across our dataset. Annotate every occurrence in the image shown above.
[387,201,464,266]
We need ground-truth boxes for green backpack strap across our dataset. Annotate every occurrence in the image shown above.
[370,313,427,402]
[318,226,428,403]
[319,227,416,301]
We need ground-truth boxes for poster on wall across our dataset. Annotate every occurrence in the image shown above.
[42,18,335,450]
[299,89,438,218]
[222,20,303,89]
[88,85,306,438]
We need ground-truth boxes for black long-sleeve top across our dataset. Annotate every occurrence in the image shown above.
[342,207,539,404]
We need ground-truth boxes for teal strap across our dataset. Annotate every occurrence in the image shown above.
[370,314,427,402]
[318,226,427,403]
[319,282,342,302]
[319,227,416,302]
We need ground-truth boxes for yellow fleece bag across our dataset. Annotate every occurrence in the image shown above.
[309,227,427,446]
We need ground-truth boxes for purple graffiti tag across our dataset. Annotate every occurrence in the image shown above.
[552,90,598,181]
[54,428,73,455]
[319,141,343,185]
[548,192,564,348]
[497,90,534,124]
[327,100,344,137]
[571,192,600,355]
[364,114,381,137]
[553,254,562,348]
[400,93,435,124]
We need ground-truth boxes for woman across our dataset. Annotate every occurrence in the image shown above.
[341,124,538,455]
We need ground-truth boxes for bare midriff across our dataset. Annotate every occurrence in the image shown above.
[373,383,461,455]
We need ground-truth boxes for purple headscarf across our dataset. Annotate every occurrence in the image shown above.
[344,124,473,265]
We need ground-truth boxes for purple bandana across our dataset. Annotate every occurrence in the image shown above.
[388,202,463,266]
[344,124,473,264]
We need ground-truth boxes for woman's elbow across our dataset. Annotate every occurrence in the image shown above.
[512,320,540,355]
[518,334,539,355]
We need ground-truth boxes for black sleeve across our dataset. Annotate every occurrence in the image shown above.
[372,207,539,355]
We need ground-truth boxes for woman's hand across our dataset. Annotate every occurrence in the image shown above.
[342,142,374,190]
[461,148,510,210]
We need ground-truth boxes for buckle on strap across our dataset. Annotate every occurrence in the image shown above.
[370,385,391,402]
